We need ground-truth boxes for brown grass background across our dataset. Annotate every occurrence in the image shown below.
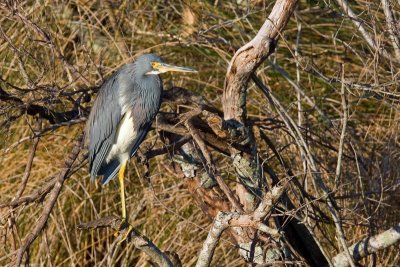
[1,0,399,266]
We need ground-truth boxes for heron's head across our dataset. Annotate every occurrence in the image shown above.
[135,54,197,76]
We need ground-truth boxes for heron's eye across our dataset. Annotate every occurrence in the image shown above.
[150,62,160,69]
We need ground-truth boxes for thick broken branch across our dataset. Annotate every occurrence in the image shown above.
[218,0,301,265]
[223,0,298,125]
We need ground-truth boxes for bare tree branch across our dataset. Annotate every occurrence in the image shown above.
[332,223,400,267]
[14,133,84,266]
[334,0,393,61]
[78,216,175,267]
[195,212,234,267]
[185,116,244,212]
[381,0,400,61]
[0,86,80,124]
[195,184,285,267]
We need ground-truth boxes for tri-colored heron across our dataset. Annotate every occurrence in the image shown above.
[86,54,197,223]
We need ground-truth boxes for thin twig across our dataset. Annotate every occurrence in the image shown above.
[195,212,233,267]
[268,61,332,126]
[333,64,355,267]
[334,65,348,188]
[14,130,40,199]
[0,152,87,209]
[252,73,350,267]
[294,16,302,126]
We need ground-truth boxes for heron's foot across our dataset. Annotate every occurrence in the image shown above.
[117,224,134,244]
[113,218,130,237]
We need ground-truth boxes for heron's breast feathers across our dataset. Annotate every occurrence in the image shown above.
[106,110,137,163]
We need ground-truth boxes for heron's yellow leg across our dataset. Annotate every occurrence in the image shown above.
[118,160,127,221]
[116,161,133,242]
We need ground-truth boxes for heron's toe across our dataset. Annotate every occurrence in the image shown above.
[119,218,129,230]
[117,225,134,244]
[113,218,132,238]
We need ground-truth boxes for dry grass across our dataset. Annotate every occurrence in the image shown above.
[1,0,399,266]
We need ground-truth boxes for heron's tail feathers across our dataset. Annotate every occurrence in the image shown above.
[97,160,120,184]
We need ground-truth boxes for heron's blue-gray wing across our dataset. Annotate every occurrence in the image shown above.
[100,88,161,184]
[86,72,123,180]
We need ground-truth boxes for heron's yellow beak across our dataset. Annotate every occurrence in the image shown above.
[146,62,197,75]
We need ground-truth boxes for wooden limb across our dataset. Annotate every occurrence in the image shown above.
[220,0,299,238]
[78,216,176,267]
[218,1,299,264]
[14,133,84,266]
[77,215,122,230]
[332,223,400,267]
